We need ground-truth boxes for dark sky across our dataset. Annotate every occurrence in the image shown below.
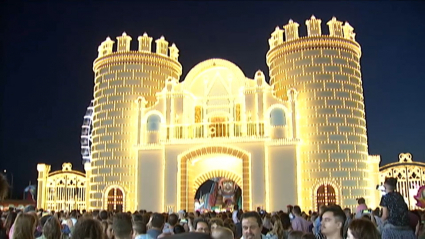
[1,2,424,198]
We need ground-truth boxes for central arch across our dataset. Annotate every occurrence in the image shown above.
[177,145,251,211]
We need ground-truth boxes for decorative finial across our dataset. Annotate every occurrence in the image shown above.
[160,36,165,40]
[106,36,111,41]
[289,19,293,23]
[311,15,316,19]
[122,32,127,36]
[143,32,148,36]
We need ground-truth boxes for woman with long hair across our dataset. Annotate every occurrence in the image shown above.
[4,212,17,237]
[266,215,284,239]
[42,216,62,239]
[71,218,104,239]
[12,213,37,239]
[347,219,380,239]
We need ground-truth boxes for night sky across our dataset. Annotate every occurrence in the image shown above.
[1,2,424,198]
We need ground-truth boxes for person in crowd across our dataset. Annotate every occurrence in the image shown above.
[147,213,165,239]
[163,213,179,234]
[287,231,303,239]
[99,210,108,221]
[346,218,380,239]
[342,208,352,238]
[173,225,186,234]
[40,216,62,239]
[234,209,244,239]
[112,213,133,239]
[313,205,326,236]
[240,211,264,239]
[279,212,292,236]
[133,220,148,239]
[291,206,311,233]
[104,219,114,239]
[265,215,284,239]
[211,227,234,239]
[300,233,315,239]
[12,212,38,239]
[379,177,416,239]
[223,218,235,235]
[261,214,272,235]
[4,211,17,238]
[319,206,346,239]
[355,198,367,219]
[286,206,294,221]
[210,218,224,230]
[71,218,104,239]
[193,218,210,234]
[232,205,239,224]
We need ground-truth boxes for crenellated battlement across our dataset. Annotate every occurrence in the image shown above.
[268,16,356,51]
[96,32,180,61]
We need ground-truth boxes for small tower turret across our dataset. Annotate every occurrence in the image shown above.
[97,37,114,58]
[155,36,169,56]
[327,17,344,37]
[343,22,356,41]
[117,32,132,52]
[268,26,284,50]
[138,33,153,52]
[305,15,322,36]
[283,19,299,41]
[169,43,179,61]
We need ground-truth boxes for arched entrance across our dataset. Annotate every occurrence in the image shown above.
[316,184,337,210]
[178,146,251,211]
[194,174,243,211]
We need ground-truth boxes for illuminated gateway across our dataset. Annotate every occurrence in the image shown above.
[37,16,386,212]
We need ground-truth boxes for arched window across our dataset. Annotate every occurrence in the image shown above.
[107,187,123,212]
[316,184,336,210]
[147,114,161,131]
[270,108,286,126]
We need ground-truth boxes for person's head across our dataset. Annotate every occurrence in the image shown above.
[173,224,185,234]
[5,211,17,232]
[42,216,61,239]
[279,213,291,230]
[92,210,100,220]
[100,210,108,220]
[194,218,210,234]
[105,219,114,239]
[13,212,37,239]
[318,205,327,215]
[384,177,397,192]
[233,205,239,211]
[168,213,179,227]
[286,205,293,213]
[151,213,165,230]
[211,227,234,239]
[112,213,133,239]
[320,206,346,238]
[343,208,351,218]
[241,211,263,239]
[287,231,303,239]
[292,206,301,216]
[356,198,365,205]
[271,215,284,238]
[301,233,316,239]
[209,218,224,230]
[347,218,380,239]
[132,220,147,237]
[71,218,104,239]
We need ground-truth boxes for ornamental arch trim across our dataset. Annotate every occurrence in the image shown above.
[177,145,251,211]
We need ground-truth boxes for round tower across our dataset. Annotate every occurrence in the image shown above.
[266,16,373,210]
[90,32,182,211]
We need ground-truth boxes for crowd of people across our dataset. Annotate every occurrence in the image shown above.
[0,175,423,239]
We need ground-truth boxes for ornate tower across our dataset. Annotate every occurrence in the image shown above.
[267,16,373,209]
[90,32,182,211]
